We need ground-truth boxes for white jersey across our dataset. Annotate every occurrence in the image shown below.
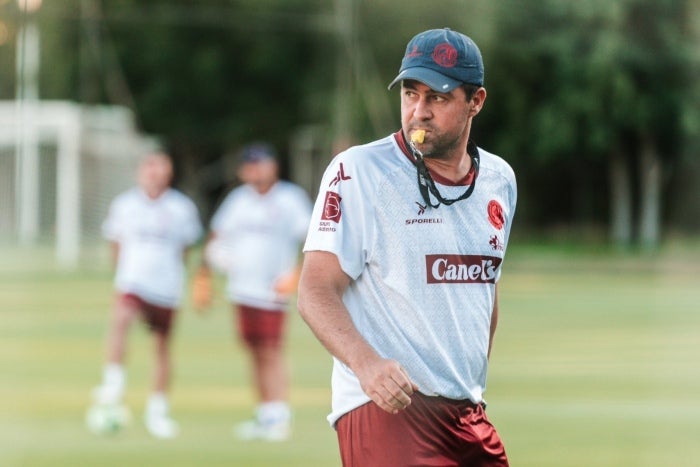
[209,181,312,310]
[303,131,517,426]
[102,187,203,308]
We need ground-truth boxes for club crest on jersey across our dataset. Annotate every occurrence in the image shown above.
[488,200,505,230]
[426,254,502,284]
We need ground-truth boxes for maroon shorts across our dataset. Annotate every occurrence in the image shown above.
[336,392,509,467]
[236,304,286,347]
[119,293,174,336]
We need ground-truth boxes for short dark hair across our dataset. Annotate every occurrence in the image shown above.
[462,83,480,100]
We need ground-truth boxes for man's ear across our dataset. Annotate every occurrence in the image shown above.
[469,87,487,117]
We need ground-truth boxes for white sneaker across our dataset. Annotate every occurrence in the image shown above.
[234,419,290,442]
[145,414,179,439]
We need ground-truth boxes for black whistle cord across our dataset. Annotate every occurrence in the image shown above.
[410,140,480,209]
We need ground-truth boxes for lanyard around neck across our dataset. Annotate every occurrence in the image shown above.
[409,138,480,209]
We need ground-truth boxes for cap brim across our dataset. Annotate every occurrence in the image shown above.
[387,67,463,92]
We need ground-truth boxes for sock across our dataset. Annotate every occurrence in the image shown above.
[146,392,169,419]
[103,364,125,390]
[256,401,291,426]
[95,364,125,404]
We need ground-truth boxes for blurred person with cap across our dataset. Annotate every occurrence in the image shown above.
[90,152,203,439]
[196,142,312,441]
[298,28,516,465]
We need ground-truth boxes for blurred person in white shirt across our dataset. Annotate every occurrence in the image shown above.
[91,152,202,439]
[197,142,312,441]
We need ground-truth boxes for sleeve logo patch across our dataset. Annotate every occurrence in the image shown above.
[321,191,342,223]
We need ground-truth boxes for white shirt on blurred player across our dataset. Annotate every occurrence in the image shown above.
[303,131,517,426]
[102,187,202,308]
[209,181,312,310]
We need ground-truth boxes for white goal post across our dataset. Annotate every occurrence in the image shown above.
[0,101,157,269]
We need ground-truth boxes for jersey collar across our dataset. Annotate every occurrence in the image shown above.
[393,130,475,186]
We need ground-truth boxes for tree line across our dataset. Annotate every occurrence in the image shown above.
[2,0,699,248]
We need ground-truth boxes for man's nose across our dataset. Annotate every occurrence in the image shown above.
[413,98,432,119]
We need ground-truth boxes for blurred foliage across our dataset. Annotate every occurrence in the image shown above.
[480,0,699,237]
[1,0,699,236]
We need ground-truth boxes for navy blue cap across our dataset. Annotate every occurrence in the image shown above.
[240,142,277,163]
[388,28,484,92]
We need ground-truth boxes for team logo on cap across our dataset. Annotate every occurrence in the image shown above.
[406,45,422,58]
[432,43,458,68]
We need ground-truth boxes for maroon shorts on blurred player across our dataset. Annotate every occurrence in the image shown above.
[236,304,286,347]
[336,392,509,467]
[119,293,175,336]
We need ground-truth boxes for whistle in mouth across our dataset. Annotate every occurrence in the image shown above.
[411,130,426,144]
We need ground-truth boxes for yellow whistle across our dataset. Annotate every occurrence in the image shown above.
[411,130,426,144]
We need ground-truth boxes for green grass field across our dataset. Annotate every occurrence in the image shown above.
[1,242,699,466]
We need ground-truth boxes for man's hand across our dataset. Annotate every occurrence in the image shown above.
[354,356,418,414]
[191,266,213,313]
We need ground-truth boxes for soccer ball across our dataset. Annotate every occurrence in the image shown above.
[85,404,131,435]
